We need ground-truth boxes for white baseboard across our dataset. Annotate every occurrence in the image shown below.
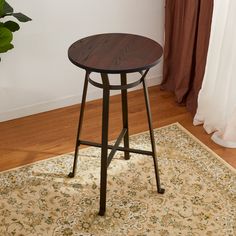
[0,75,162,122]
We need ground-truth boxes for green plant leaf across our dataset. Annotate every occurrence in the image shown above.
[0,26,13,53]
[13,12,32,22]
[4,20,20,32]
[0,25,13,46]
[0,2,32,58]
[0,0,4,17]
[0,41,13,53]
[3,1,13,14]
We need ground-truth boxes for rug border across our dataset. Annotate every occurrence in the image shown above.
[0,122,235,174]
[174,123,236,174]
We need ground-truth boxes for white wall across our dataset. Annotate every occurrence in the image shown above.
[0,0,164,121]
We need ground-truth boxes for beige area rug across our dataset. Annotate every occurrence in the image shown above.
[0,123,235,236]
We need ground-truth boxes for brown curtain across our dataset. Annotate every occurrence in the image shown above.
[161,0,214,115]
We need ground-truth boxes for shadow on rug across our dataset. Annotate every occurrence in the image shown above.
[0,123,235,236]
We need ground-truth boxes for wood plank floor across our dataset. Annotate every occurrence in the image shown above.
[0,85,235,172]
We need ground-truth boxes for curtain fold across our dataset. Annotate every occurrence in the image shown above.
[194,0,236,148]
[162,0,214,115]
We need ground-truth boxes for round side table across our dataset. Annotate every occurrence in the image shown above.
[68,33,165,216]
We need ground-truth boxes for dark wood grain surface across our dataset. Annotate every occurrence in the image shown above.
[68,33,163,73]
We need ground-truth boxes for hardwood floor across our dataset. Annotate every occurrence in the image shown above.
[0,85,235,172]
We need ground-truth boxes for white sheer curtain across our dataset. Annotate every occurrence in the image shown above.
[194,0,236,148]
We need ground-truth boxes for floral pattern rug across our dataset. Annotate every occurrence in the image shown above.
[0,123,235,236]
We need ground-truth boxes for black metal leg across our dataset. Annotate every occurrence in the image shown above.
[98,73,110,216]
[68,71,89,178]
[121,73,130,160]
[142,77,165,194]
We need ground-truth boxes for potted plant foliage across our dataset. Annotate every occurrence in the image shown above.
[0,0,31,61]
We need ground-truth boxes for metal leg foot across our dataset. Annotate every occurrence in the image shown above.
[158,188,165,194]
[68,172,75,178]
[98,208,106,216]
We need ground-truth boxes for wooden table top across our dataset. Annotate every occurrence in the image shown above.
[68,33,163,74]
